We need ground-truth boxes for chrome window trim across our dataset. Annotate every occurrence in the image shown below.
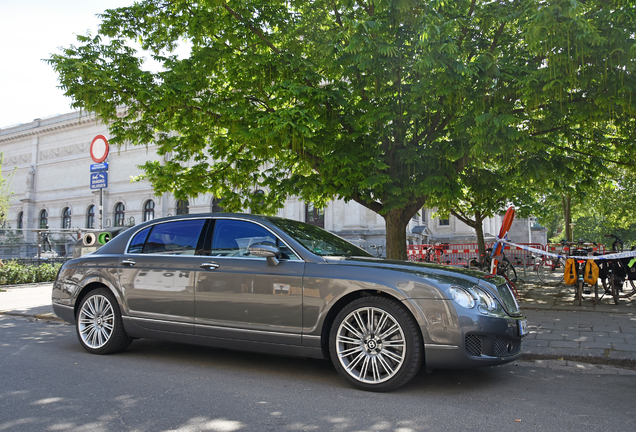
[124,216,305,262]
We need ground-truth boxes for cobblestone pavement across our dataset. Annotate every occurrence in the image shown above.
[516,272,636,366]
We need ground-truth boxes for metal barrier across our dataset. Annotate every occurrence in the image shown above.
[0,228,81,261]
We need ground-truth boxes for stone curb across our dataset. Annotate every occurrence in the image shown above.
[0,311,64,322]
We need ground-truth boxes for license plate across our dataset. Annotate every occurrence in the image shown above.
[518,319,528,337]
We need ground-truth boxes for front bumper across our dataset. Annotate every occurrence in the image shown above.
[411,298,525,369]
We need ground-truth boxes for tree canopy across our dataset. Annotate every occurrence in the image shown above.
[48,0,636,259]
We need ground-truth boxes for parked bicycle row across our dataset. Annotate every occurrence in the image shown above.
[407,236,636,305]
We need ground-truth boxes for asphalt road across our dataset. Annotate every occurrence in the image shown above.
[1,315,635,432]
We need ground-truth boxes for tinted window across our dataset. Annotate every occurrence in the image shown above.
[264,217,372,257]
[141,220,206,255]
[128,227,151,253]
[210,219,299,260]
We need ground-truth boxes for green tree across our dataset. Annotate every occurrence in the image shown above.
[48,0,636,259]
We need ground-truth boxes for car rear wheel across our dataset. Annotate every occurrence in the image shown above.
[76,288,132,354]
[329,297,422,392]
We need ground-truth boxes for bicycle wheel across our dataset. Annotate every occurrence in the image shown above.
[505,263,517,282]
[576,280,583,306]
[610,276,620,305]
[537,257,565,286]
[618,279,636,298]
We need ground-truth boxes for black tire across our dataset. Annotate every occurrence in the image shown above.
[576,280,583,306]
[610,277,620,305]
[329,297,422,392]
[76,288,132,354]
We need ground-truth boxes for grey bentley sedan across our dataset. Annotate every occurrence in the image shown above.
[52,213,527,391]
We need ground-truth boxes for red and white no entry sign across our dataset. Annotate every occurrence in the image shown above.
[90,135,110,163]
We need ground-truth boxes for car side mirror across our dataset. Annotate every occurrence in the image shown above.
[248,243,281,266]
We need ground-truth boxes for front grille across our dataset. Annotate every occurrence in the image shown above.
[465,335,483,356]
[494,337,520,357]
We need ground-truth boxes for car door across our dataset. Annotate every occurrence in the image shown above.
[195,218,305,345]
[118,218,210,334]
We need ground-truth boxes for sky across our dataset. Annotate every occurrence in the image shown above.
[0,0,135,128]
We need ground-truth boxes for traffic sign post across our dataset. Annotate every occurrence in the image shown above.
[90,172,108,189]
[90,135,110,229]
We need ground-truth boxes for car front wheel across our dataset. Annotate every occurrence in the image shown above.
[76,288,132,354]
[329,297,422,392]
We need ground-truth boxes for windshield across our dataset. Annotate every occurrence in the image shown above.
[265,217,373,257]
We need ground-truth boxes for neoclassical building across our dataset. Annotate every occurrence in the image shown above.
[0,111,541,256]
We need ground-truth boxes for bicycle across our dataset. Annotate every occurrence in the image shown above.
[420,243,445,264]
[598,234,636,304]
[566,240,596,306]
[535,241,568,286]
[466,248,519,297]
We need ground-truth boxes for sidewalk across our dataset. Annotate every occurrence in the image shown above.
[1,277,635,367]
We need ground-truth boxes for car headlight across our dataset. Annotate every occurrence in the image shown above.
[449,286,475,309]
[448,285,502,315]
[473,287,497,313]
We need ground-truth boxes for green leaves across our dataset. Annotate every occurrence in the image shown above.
[47,0,636,258]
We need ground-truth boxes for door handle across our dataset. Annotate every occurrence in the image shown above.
[200,262,220,270]
[121,259,136,266]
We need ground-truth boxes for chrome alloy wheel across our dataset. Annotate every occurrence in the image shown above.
[78,294,115,349]
[335,306,407,384]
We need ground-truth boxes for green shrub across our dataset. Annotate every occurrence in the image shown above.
[0,261,62,285]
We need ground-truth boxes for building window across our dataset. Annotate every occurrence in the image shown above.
[39,209,48,229]
[17,212,23,229]
[86,205,95,228]
[114,202,125,227]
[211,197,223,213]
[62,207,72,229]
[439,218,450,226]
[143,200,155,221]
[306,203,324,228]
[251,190,265,214]
[176,199,189,215]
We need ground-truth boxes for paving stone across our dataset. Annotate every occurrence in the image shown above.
[548,341,580,349]
[522,339,549,347]
[580,341,613,349]
[611,343,636,352]
[594,336,626,344]
[534,333,565,341]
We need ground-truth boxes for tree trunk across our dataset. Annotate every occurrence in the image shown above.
[562,195,572,242]
[383,209,410,261]
[474,220,487,262]
[451,210,487,262]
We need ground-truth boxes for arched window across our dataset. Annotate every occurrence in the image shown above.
[62,207,72,229]
[143,200,155,221]
[86,205,95,228]
[176,199,189,215]
[39,209,48,229]
[114,202,125,227]
[17,211,23,229]
[211,197,223,213]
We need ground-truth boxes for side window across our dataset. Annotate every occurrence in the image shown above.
[138,220,206,255]
[128,227,151,253]
[210,219,299,260]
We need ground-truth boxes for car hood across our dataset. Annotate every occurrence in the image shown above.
[323,256,521,316]
[323,256,503,285]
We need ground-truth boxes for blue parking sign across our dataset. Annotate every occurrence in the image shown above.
[90,172,108,189]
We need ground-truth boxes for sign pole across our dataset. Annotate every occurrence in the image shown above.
[90,135,110,229]
[100,189,103,229]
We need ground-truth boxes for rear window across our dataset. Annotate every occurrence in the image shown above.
[127,220,206,255]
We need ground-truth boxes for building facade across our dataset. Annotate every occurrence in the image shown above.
[0,111,536,256]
